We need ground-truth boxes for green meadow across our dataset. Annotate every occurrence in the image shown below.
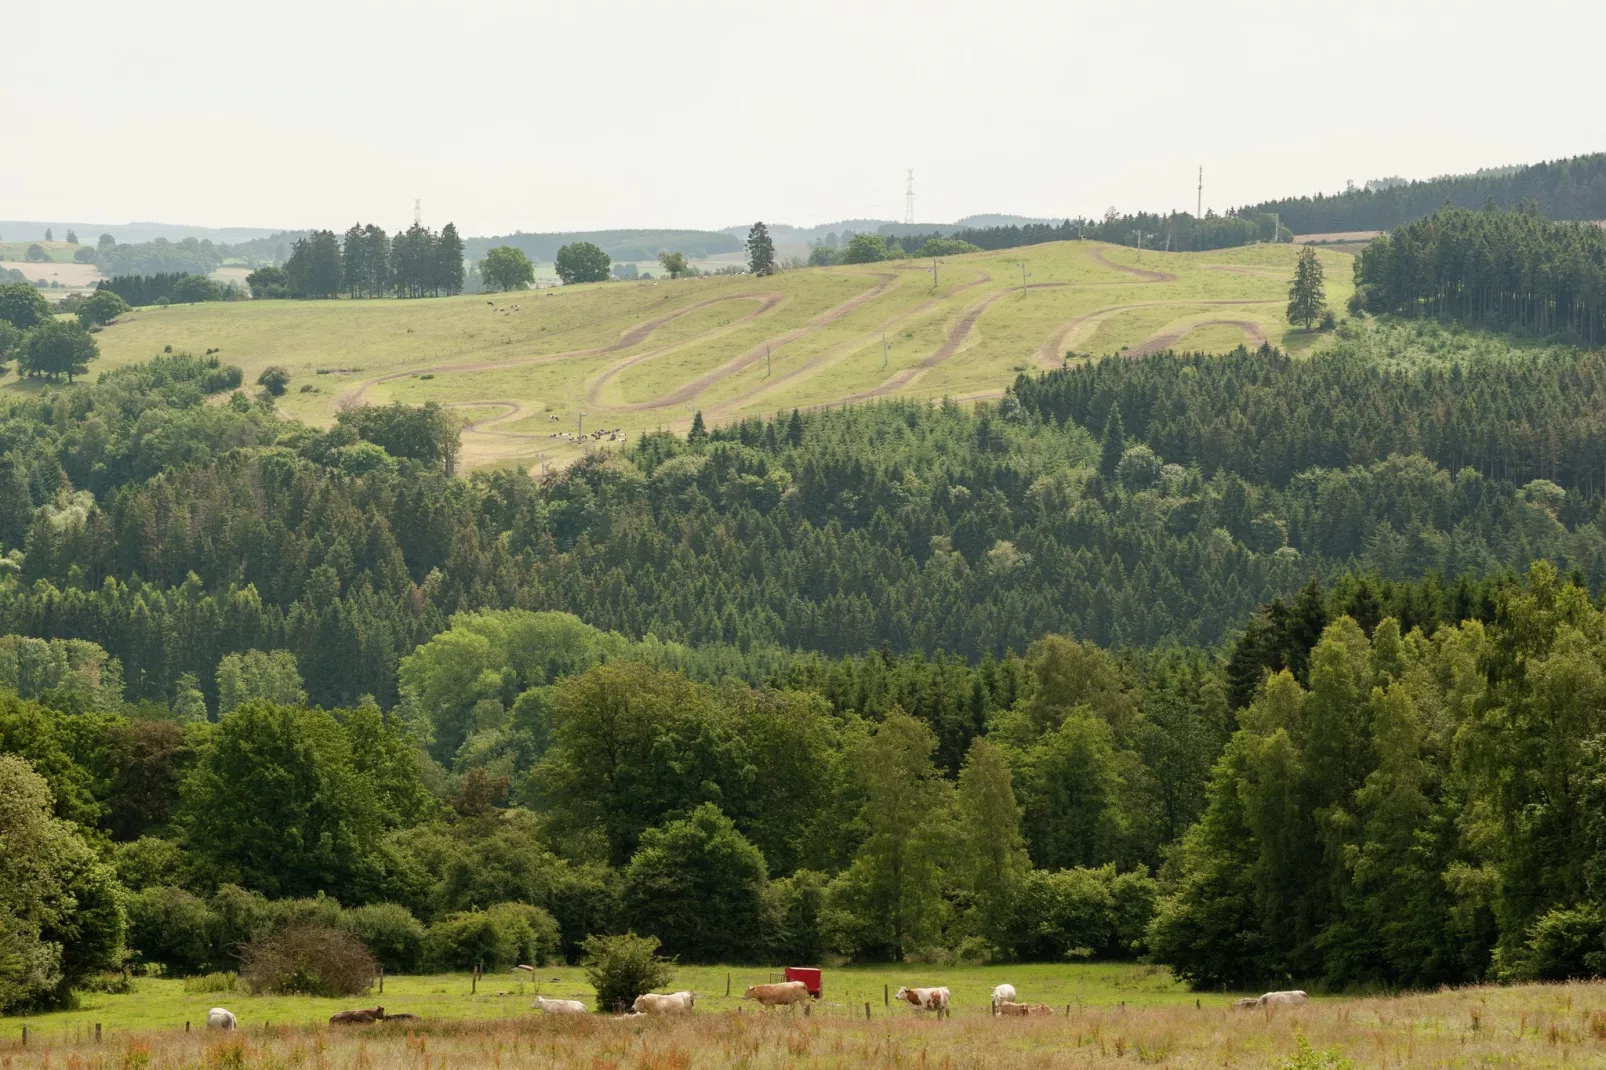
[76,241,1353,471]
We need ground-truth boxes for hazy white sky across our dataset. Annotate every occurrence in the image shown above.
[5,0,1601,236]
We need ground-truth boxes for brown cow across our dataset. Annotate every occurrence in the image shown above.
[329,1007,384,1025]
[743,981,811,1008]
[997,1000,1031,1016]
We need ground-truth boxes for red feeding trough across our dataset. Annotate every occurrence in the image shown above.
[784,966,822,997]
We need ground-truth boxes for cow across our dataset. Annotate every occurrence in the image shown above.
[1233,998,1261,1010]
[1256,990,1309,1008]
[894,986,950,1013]
[997,1001,1030,1016]
[633,991,695,1014]
[743,981,810,1008]
[382,1013,421,1023]
[532,996,588,1015]
[1026,1004,1054,1016]
[207,1008,237,1031]
[329,1007,385,1025]
[991,984,1017,1012]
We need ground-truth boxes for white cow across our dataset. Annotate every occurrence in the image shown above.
[531,996,588,1015]
[633,991,696,1014]
[1256,990,1309,1008]
[991,984,1017,1011]
[207,1008,238,1031]
[894,986,950,1013]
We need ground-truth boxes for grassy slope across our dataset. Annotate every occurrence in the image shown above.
[0,241,80,263]
[76,242,1354,471]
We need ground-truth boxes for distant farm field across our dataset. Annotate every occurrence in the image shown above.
[0,240,79,262]
[3,971,1605,1069]
[77,241,1354,471]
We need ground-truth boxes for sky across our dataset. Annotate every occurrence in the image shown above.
[5,0,1603,237]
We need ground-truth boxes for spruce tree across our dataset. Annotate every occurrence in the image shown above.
[786,408,804,447]
[746,222,776,277]
[1099,407,1125,478]
[437,223,466,296]
[1286,246,1328,331]
[687,410,707,444]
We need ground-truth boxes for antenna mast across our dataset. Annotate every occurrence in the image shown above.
[904,169,915,225]
[1196,167,1202,219]
[414,199,422,227]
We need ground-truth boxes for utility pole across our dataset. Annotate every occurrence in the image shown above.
[1273,212,1281,243]
[904,169,915,225]
[414,198,422,227]
[1131,230,1151,260]
[765,343,772,377]
[930,258,942,288]
[577,411,587,438]
[1018,260,1030,291]
[881,333,890,370]
[538,452,547,479]
[1196,166,1202,219]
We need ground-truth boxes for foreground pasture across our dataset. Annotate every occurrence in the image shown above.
[5,981,1606,1068]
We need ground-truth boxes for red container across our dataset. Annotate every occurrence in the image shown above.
[784,966,822,997]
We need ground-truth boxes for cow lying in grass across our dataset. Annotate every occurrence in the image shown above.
[633,991,696,1014]
[329,1007,384,1025]
[997,1001,1053,1017]
[532,996,588,1014]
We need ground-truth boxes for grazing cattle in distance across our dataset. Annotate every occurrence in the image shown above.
[329,1007,385,1025]
[743,981,810,1008]
[633,991,696,1014]
[532,996,588,1014]
[992,984,1017,1011]
[207,1008,237,1031]
[1257,990,1309,1007]
[894,986,950,1013]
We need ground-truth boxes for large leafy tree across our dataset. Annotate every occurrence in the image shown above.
[622,803,768,962]
[480,246,535,291]
[0,754,124,1012]
[20,321,98,382]
[0,282,51,329]
[554,242,611,285]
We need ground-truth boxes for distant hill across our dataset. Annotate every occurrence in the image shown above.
[1239,152,1606,234]
[464,229,742,264]
[0,221,285,245]
[722,215,1061,245]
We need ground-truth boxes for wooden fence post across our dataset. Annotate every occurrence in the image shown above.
[20,1025,26,1046]
[725,972,730,997]
[185,1021,190,1033]
[864,1002,871,1020]
[379,968,384,995]
[96,1023,102,1042]
[883,984,888,1006]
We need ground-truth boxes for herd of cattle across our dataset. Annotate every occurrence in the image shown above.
[200,986,1310,1031]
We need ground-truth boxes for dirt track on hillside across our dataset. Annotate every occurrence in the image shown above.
[1089,245,1178,283]
[339,291,784,409]
[591,271,899,411]
[1127,318,1268,357]
[1036,299,1279,364]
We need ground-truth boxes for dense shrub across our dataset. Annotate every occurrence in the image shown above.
[126,885,217,975]
[423,902,559,971]
[348,903,426,972]
[1006,865,1157,961]
[1513,905,1606,981]
[581,932,675,1013]
[240,924,375,996]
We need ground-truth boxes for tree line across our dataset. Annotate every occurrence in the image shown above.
[247,223,467,300]
[1353,205,1606,344]
[1241,152,1606,235]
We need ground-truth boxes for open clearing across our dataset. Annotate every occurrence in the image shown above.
[78,241,1353,471]
[3,971,1604,1068]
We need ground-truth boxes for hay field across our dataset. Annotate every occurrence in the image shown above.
[79,241,1353,471]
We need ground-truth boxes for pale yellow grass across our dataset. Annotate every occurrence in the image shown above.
[6,983,1606,1068]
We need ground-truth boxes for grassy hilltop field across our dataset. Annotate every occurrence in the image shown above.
[77,240,1352,470]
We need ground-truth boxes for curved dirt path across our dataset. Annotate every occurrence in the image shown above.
[339,291,783,409]
[1089,245,1178,283]
[1127,318,1269,358]
[1201,264,1288,280]
[588,271,898,411]
[721,271,996,411]
[1036,298,1279,365]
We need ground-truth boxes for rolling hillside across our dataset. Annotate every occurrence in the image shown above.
[81,240,1352,470]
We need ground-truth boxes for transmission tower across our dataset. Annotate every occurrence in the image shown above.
[1196,167,1202,219]
[414,198,422,227]
[904,169,915,225]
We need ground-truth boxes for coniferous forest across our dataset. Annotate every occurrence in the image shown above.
[11,207,1606,1012]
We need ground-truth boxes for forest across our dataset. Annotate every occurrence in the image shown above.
[1241,152,1606,234]
[7,206,1606,1012]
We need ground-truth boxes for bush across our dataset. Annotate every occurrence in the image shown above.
[423,902,559,971]
[181,971,237,993]
[1006,865,1157,961]
[240,924,375,997]
[348,903,426,973]
[113,836,187,891]
[1517,905,1605,980]
[126,885,217,975]
[257,366,291,396]
[581,932,675,1013]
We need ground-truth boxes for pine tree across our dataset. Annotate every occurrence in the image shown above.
[1099,407,1125,478]
[747,222,776,277]
[436,223,466,296]
[786,408,804,447]
[1287,247,1328,331]
[343,224,367,297]
[687,410,707,444]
